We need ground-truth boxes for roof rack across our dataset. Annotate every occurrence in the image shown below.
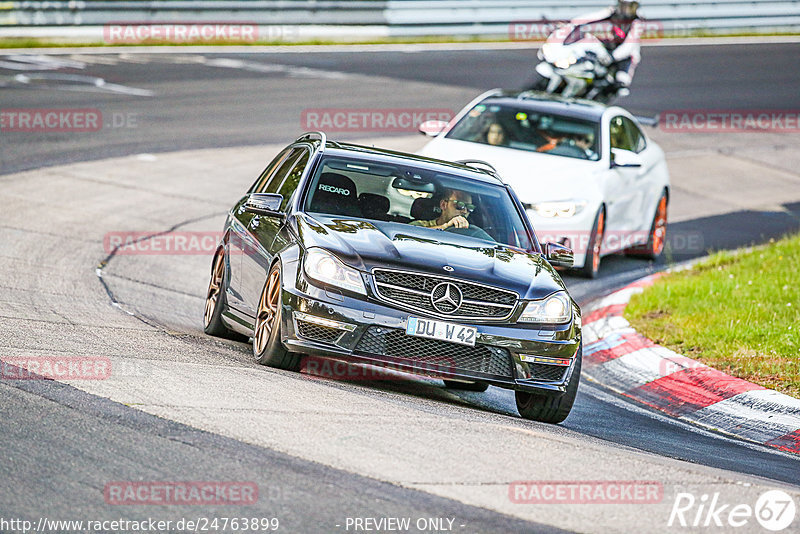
[455,159,503,182]
[295,131,328,152]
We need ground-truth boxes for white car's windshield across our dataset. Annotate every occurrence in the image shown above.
[446,102,601,161]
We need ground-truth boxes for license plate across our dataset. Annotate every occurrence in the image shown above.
[405,317,477,347]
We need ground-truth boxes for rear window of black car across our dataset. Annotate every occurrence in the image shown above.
[303,156,534,251]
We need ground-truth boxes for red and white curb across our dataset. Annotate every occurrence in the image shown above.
[581,274,800,455]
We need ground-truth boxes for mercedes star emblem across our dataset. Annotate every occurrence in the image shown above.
[431,282,463,314]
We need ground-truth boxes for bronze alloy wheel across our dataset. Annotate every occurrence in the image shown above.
[252,263,300,370]
[254,267,281,355]
[591,210,605,274]
[579,209,605,278]
[627,192,668,260]
[204,251,225,328]
[651,195,668,256]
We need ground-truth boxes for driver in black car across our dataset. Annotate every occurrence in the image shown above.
[410,188,474,230]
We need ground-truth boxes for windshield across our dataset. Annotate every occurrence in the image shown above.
[303,156,534,251]
[446,102,601,161]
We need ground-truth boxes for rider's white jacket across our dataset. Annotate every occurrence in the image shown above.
[570,7,642,85]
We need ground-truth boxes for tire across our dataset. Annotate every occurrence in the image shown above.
[627,192,668,260]
[253,262,301,371]
[515,346,582,424]
[443,380,489,392]
[204,248,240,339]
[577,208,605,279]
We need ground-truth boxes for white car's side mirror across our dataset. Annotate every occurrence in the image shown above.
[611,148,643,168]
[418,120,448,137]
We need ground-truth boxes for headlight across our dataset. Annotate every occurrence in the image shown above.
[529,200,587,218]
[303,248,366,296]
[519,292,572,324]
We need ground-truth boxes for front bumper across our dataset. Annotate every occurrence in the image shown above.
[281,265,581,396]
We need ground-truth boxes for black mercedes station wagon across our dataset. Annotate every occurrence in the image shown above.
[204,132,582,423]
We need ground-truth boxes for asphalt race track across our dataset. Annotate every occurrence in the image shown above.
[1,42,800,533]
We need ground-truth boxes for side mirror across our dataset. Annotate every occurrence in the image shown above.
[418,120,448,137]
[544,242,574,267]
[611,148,642,168]
[245,193,284,218]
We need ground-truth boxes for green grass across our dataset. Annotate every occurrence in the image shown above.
[625,234,800,397]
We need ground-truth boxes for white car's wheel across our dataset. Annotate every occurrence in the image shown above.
[578,209,605,279]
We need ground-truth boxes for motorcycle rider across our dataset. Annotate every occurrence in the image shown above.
[573,0,642,93]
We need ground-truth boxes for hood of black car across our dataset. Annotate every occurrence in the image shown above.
[296,214,566,301]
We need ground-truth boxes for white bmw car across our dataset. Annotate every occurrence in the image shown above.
[418,90,670,278]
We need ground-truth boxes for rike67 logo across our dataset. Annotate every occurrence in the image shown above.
[668,490,796,531]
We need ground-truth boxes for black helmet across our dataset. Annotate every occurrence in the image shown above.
[617,0,640,18]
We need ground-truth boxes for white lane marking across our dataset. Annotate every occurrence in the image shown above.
[116,53,154,64]
[203,57,347,79]
[584,286,643,313]
[12,73,153,97]
[0,54,86,71]
[580,380,800,460]
[596,345,682,390]
[684,390,800,443]
[67,54,122,66]
[583,316,632,344]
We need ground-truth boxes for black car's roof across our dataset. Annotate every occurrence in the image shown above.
[480,91,608,122]
[318,142,504,186]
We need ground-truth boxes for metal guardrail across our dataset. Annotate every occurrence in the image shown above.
[1,0,799,35]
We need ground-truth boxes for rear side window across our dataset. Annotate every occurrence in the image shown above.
[277,150,310,211]
[249,147,291,194]
[256,148,303,194]
[621,117,647,153]
[609,116,634,151]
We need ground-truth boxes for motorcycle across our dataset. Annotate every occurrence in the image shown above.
[533,23,629,103]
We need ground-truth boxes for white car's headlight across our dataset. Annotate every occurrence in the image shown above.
[519,292,572,324]
[303,248,366,296]
[529,200,587,218]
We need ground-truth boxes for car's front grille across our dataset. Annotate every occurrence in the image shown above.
[355,326,514,378]
[529,363,568,382]
[372,269,517,320]
[296,320,341,344]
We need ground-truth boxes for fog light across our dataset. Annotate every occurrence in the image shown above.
[293,312,356,331]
